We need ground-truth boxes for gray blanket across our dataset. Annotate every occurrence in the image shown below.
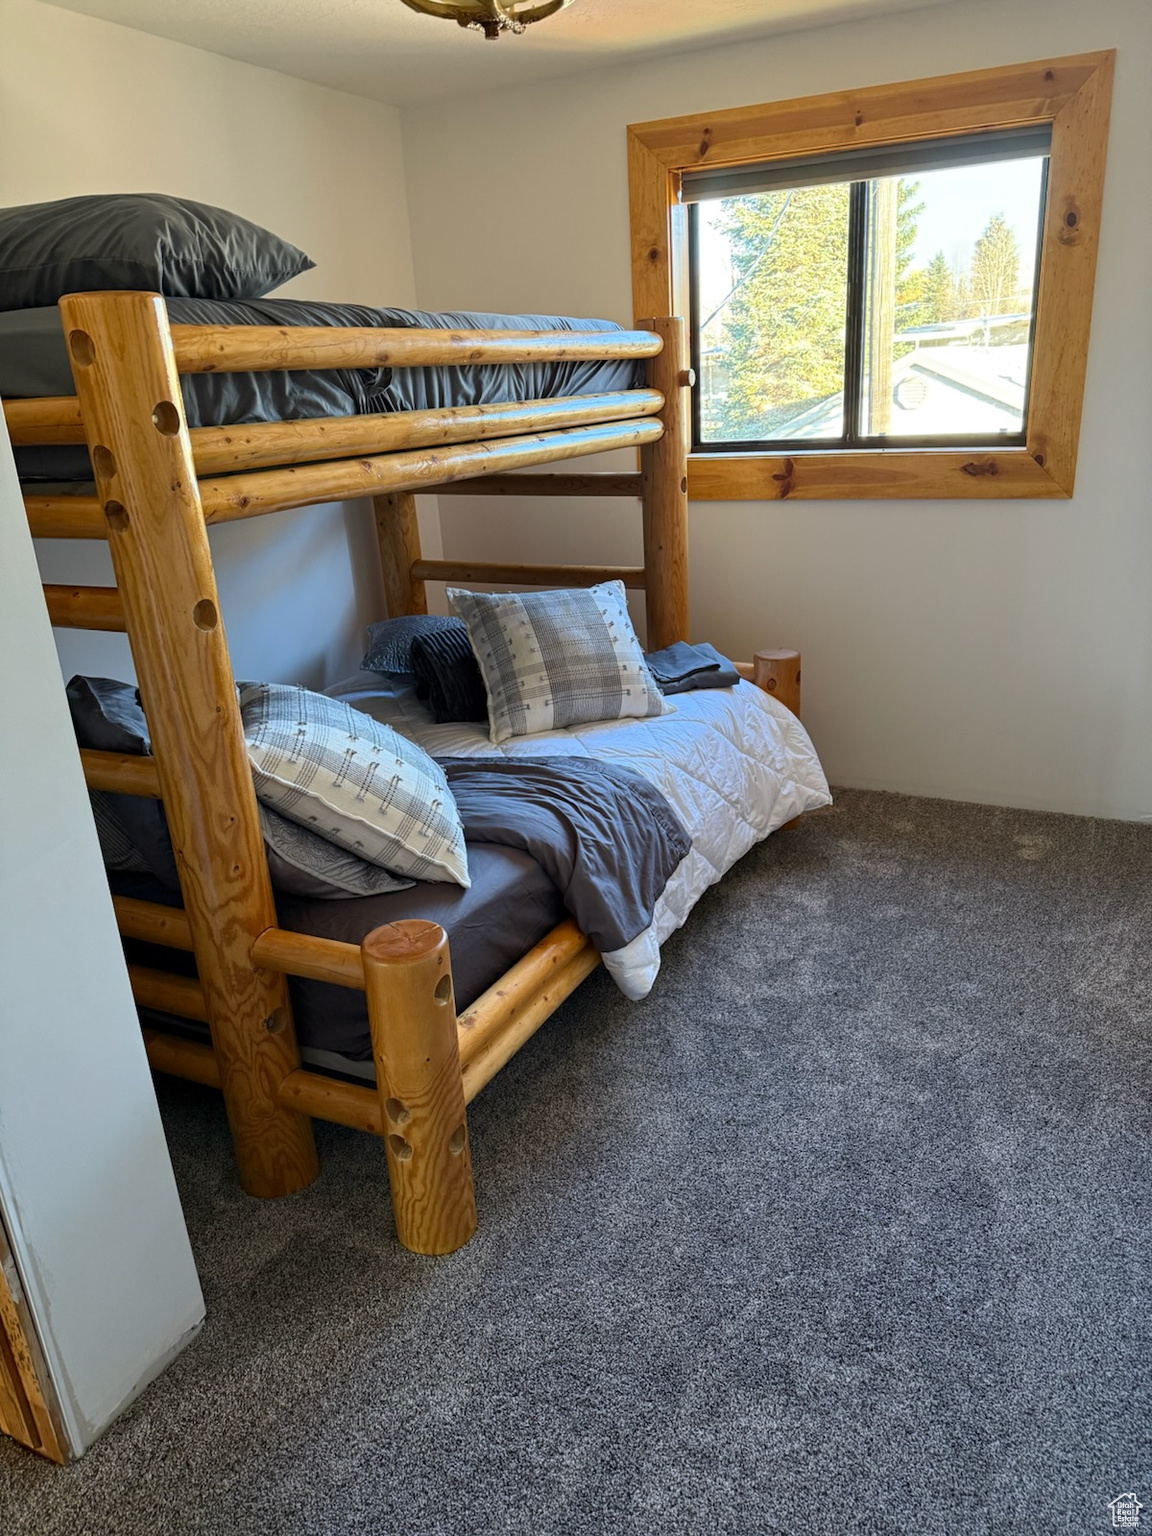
[111,751,690,1058]
[442,756,690,955]
[3,298,645,481]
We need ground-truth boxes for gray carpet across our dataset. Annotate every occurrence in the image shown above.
[2,789,1150,1536]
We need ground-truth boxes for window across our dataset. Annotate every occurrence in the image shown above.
[688,129,1050,452]
[628,52,1114,500]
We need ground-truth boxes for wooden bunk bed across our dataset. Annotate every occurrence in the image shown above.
[8,291,798,1257]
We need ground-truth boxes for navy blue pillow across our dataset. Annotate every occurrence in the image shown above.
[410,628,489,724]
[362,613,467,676]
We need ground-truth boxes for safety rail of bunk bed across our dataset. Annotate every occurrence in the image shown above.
[9,389,663,469]
[18,390,665,536]
[13,303,689,652]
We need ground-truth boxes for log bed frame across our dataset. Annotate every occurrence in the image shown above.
[7,291,800,1256]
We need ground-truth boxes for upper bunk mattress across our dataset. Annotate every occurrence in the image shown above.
[1,297,647,481]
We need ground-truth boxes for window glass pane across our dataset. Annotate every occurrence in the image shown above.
[861,159,1046,439]
[696,184,850,444]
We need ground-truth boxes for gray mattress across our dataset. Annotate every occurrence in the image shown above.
[115,840,566,1063]
[2,297,646,481]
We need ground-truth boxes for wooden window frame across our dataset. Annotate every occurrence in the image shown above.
[628,51,1114,501]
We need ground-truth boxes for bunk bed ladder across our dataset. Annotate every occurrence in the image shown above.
[58,290,320,1204]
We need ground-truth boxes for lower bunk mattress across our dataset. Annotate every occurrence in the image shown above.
[126,677,831,1079]
[3,297,647,482]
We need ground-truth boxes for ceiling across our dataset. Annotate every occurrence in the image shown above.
[44,0,960,107]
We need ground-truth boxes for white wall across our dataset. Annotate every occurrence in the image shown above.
[402,0,1152,821]
[2,0,434,688]
[0,415,204,1456]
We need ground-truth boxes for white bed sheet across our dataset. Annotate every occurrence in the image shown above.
[328,672,831,998]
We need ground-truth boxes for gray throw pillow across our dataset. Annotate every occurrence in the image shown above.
[259,806,414,901]
[66,675,416,900]
[447,581,670,745]
[239,682,470,886]
[362,613,467,676]
[0,194,314,312]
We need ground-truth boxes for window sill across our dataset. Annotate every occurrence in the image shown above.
[686,448,1068,501]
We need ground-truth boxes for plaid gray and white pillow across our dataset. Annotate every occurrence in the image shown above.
[447,581,671,745]
[238,683,469,887]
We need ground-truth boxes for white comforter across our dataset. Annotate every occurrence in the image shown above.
[329,673,831,999]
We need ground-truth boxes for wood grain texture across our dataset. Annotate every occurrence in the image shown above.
[457,918,590,1068]
[251,927,365,989]
[374,491,427,618]
[411,559,645,589]
[172,325,662,375]
[60,290,318,1200]
[638,317,691,647]
[80,748,162,798]
[461,946,602,1106]
[276,1071,383,1136]
[752,649,802,716]
[434,472,643,497]
[630,52,1114,503]
[1025,52,1114,493]
[628,54,1101,171]
[0,1221,67,1463]
[113,895,194,950]
[687,450,1066,501]
[143,1029,221,1089]
[198,418,664,525]
[24,495,104,539]
[628,129,680,328]
[3,396,84,446]
[188,390,662,474]
[42,584,124,631]
[129,965,209,1023]
[362,921,477,1255]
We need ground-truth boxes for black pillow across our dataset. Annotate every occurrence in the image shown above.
[65,675,181,891]
[0,194,315,312]
[410,627,489,725]
[362,613,467,676]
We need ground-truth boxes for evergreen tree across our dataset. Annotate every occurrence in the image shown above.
[716,182,851,435]
[969,213,1021,315]
[711,175,925,435]
[920,250,958,324]
[894,179,926,330]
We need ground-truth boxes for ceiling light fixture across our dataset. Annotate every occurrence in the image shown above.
[399,0,573,41]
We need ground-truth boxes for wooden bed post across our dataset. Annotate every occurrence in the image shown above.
[752,649,802,717]
[362,922,477,1255]
[59,291,318,1200]
[638,315,690,649]
[373,491,427,617]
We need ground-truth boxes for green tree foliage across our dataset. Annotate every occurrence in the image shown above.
[894,179,926,329]
[920,250,958,324]
[969,212,1022,315]
[713,177,927,436]
[715,182,850,436]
